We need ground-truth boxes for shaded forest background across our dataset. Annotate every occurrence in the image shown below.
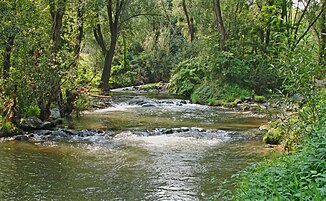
[0,0,325,121]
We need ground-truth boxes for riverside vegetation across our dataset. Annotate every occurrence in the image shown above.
[0,0,325,200]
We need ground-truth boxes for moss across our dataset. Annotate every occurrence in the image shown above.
[254,95,266,103]
[233,99,242,104]
[223,102,237,108]
[263,128,283,144]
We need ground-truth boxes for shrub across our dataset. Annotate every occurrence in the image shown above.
[0,119,21,137]
[254,95,266,103]
[74,93,92,117]
[263,127,283,144]
[168,56,208,96]
[23,105,41,118]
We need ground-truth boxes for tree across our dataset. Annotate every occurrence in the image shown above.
[213,0,227,50]
[94,0,159,91]
[182,0,195,42]
[94,0,125,91]
[321,0,326,65]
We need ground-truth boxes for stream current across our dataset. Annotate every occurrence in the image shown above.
[0,91,270,200]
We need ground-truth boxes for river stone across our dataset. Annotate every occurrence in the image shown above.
[50,108,61,119]
[20,116,43,130]
[39,121,53,129]
[14,135,29,141]
[172,128,182,133]
[163,129,173,134]
[142,104,156,108]
[259,125,269,133]
[181,127,190,132]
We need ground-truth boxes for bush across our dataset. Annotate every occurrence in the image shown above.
[224,89,326,200]
[74,93,92,117]
[254,95,266,103]
[23,105,41,118]
[263,128,283,144]
[167,56,208,96]
[0,118,21,137]
[232,122,326,200]
[190,82,252,105]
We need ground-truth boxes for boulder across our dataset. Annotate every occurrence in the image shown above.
[39,121,53,129]
[50,108,61,119]
[20,116,43,130]
[14,135,29,141]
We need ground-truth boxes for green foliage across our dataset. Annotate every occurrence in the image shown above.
[227,89,326,200]
[263,128,283,144]
[233,122,326,200]
[23,105,41,118]
[254,95,267,103]
[168,56,208,96]
[0,118,21,137]
[110,64,137,88]
[73,93,92,117]
[190,81,252,105]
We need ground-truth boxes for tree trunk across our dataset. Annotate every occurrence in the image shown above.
[182,0,195,42]
[50,0,67,54]
[100,33,118,91]
[321,0,326,65]
[72,0,85,69]
[98,0,124,91]
[94,23,107,57]
[213,0,227,50]
[39,0,67,121]
[2,35,15,79]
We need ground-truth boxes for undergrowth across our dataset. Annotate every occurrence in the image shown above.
[214,89,326,200]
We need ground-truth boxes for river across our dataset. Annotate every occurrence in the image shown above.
[0,91,271,200]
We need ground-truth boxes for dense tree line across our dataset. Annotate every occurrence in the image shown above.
[0,0,325,124]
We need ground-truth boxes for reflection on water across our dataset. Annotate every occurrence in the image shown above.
[0,94,270,200]
[0,137,270,200]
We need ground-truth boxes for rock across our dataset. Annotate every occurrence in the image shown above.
[259,124,269,132]
[20,116,43,130]
[39,121,53,129]
[52,118,63,125]
[172,128,182,133]
[14,135,29,141]
[164,129,173,134]
[180,100,187,104]
[50,108,61,119]
[142,104,156,108]
[239,103,250,111]
[244,97,253,102]
[181,127,190,132]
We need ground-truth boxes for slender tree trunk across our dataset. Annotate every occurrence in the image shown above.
[72,0,85,69]
[182,0,195,42]
[213,0,227,50]
[100,32,118,91]
[50,0,67,54]
[99,0,124,91]
[321,0,326,65]
[94,23,107,57]
[2,35,15,79]
[39,0,67,120]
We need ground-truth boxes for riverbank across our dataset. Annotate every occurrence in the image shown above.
[215,89,326,200]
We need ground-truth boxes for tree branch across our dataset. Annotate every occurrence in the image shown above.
[294,4,325,49]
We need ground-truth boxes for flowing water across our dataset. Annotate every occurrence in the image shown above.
[0,91,271,200]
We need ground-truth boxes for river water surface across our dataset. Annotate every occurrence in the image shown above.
[0,92,270,200]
